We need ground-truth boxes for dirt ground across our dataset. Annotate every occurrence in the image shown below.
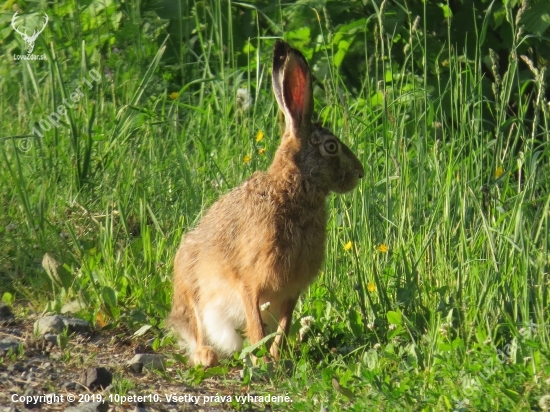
[0,310,267,412]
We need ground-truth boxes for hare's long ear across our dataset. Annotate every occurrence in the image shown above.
[272,41,313,136]
[272,40,288,113]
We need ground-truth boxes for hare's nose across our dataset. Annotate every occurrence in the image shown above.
[356,162,365,179]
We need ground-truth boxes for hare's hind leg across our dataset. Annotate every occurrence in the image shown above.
[169,294,219,367]
[171,244,220,367]
[167,298,197,354]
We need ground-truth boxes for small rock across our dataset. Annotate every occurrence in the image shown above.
[128,354,165,372]
[128,362,143,373]
[62,381,76,390]
[43,333,59,345]
[23,389,41,409]
[34,315,91,336]
[134,402,147,412]
[8,362,26,372]
[80,367,112,390]
[2,327,22,338]
[61,316,91,333]
[0,339,21,355]
[64,402,109,412]
[34,316,64,335]
[0,302,15,325]
[0,302,13,316]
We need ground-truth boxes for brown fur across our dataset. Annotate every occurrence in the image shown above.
[167,41,364,366]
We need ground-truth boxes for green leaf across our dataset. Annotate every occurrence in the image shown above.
[239,331,279,359]
[204,365,229,377]
[501,388,520,403]
[438,4,453,19]
[2,292,14,305]
[387,310,402,325]
[42,253,73,292]
[332,378,355,399]
[102,286,117,307]
[172,353,187,365]
[370,91,384,106]
[452,338,464,350]
[102,286,119,318]
[521,0,550,35]
[286,27,312,57]
[321,367,333,384]
[333,18,366,46]
[347,308,364,338]
[134,324,152,336]
[333,40,351,68]
[480,0,496,45]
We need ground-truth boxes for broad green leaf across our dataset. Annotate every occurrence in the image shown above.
[2,292,14,305]
[239,331,279,359]
[387,310,402,325]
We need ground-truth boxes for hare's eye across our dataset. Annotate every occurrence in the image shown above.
[324,140,338,154]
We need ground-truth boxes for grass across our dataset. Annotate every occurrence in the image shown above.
[1,0,549,410]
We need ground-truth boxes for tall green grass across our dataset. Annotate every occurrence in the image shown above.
[1,0,548,409]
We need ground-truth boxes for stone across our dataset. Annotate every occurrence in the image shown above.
[43,334,59,344]
[64,402,109,412]
[0,302,15,324]
[0,339,21,355]
[34,315,91,336]
[134,402,148,412]
[80,367,112,390]
[22,389,40,409]
[128,354,165,372]
[128,361,143,374]
[62,381,77,390]
[34,316,64,335]
[7,362,26,373]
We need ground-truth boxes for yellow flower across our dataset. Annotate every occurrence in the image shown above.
[367,282,376,292]
[243,155,251,164]
[495,166,504,178]
[344,241,353,251]
[257,147,266,155]
[169,92,179,100]
[255,130,264,142]
[377,243,389,253]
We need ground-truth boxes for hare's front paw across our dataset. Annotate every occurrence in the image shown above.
[193,346,218,367]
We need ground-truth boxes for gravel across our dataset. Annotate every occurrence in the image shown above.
[0,311,246,411]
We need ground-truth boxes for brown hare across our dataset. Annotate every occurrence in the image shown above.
[168,40,364,367]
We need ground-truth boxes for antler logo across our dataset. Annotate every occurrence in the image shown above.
[11,12,49,54]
